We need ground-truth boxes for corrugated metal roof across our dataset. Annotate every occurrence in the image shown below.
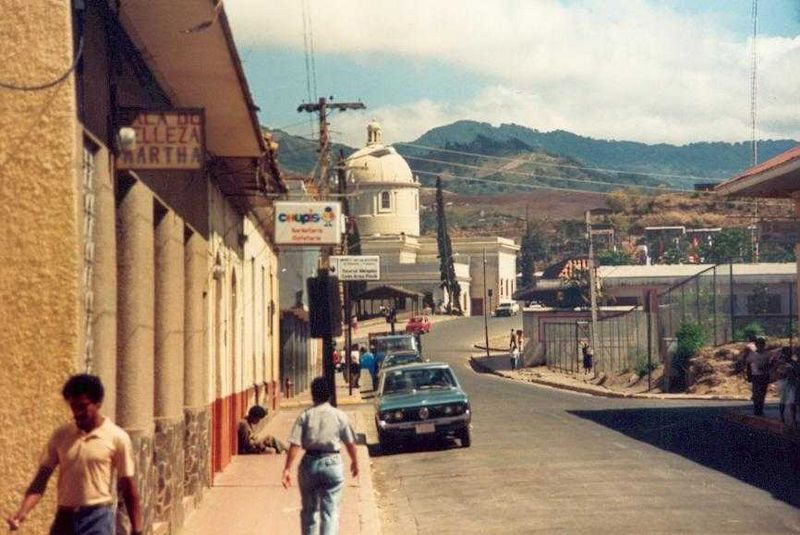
[598,263,796,286]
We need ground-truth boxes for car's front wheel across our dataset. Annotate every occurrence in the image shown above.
[458,427,471,448]
[378,429,398,453]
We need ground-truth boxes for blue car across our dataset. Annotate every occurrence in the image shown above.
[375,362,471,451]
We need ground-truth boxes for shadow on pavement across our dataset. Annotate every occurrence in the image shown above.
[569,404,800,507]
[367,436,463,457]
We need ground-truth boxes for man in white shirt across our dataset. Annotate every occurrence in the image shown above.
[6,374,143,535]
[746,337,773,417]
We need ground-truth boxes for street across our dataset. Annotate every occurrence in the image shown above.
[364,316,800,534]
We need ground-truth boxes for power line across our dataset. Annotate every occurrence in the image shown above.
[0,36,84,91]
[404,154,691,193]
[395,141,724,183]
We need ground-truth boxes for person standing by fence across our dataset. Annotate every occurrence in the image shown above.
[745,336,773,417]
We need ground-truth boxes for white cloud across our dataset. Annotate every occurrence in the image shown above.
[228,0,800,145]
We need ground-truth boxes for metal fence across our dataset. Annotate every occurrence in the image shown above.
[543,308,654,376]
[657,263,796,343]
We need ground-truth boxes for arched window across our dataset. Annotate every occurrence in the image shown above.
[379,191,391,212]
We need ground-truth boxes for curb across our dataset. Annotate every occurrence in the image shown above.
[469,356,753,402]
[724,411,800,442]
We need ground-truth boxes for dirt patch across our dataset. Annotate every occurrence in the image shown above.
[687,341,784,398]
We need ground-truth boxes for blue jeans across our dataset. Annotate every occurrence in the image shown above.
[298,454,345,535]
[50,506,114,535]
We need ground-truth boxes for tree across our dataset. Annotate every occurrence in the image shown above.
[596,249,635,266]
[435,177,462,314]
[518,219,549,288]
[699,228,753,263]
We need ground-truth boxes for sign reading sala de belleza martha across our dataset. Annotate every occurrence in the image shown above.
[274,201,342,246]
[330,255,380,281]
[117,108,205,170]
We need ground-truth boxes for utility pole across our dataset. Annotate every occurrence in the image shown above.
[483,248,490,358]
[298,97,366,194]
[337,150,353,397]
[297,97,366,404]
[585,210,599,363]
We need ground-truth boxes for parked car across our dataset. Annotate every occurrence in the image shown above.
[374,362,471,451]
[405,315,431,334]
[371,334,418,368]
[494,301,520,317]
[380,350,423,373]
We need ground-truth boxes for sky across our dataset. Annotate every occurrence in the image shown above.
[226,0,800,148]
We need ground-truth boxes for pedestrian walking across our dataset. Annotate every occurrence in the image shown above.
[745,336,773,417]
[359,346,378,392]
[348,344,361,388]
[282,377,359,535]
[510,345,520,371]
[6,374,143,535]
[775,347,798,426]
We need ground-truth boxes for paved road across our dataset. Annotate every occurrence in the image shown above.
[363,316,800,535]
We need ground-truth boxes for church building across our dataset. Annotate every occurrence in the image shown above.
[345,122,520,316]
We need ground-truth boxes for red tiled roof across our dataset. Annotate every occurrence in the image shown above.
[721,144,800,187]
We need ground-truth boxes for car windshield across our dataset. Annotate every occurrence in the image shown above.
[376,337,417,353]
[382,367,456,395]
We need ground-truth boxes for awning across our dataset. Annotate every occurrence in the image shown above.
[715,145,800,198]
[355,285,425,301]
[115,0,285,215]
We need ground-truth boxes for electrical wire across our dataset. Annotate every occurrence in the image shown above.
[404,154,691,193]
[0,36,84,91]
[395,141,723,183]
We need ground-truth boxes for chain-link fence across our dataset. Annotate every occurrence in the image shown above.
[657,264,796,344]
[543,308,653,376]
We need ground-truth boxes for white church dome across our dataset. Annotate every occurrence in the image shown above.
[346,122,416,185]
[346,122,420,237]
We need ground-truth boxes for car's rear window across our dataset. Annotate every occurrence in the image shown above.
[382,367,456,394]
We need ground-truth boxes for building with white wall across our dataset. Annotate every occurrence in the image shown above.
[345,122,519,316]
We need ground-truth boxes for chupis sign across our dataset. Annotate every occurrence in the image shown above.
[117,108,205,170]
[274,201,342,246]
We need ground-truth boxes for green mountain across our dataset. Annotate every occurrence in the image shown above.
[403,120,797,191]
[268,121,797,194]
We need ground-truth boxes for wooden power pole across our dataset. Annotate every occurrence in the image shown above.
[297,97,365,194]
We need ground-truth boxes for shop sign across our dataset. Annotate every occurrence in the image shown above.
[117,108,204,170]
[274,201,342,245]
[330,255,381,281]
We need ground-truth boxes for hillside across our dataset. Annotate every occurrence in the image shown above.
[407,120,797,189]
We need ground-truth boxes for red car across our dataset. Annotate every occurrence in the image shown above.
[405,315,431,334]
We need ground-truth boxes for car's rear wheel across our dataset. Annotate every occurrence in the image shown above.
[458,427,471,448]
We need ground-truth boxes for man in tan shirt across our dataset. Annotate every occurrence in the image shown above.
[6,374,143,535]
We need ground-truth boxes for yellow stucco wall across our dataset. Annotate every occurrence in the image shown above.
[0,2,80,532]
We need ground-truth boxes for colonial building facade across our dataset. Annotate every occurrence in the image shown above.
[1,2,283,534]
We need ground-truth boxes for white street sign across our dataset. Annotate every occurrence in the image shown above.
[274,201,342,246]
[330,255,381,281]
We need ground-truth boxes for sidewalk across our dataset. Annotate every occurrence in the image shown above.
[471,353,755,401]
[182,373,380,535]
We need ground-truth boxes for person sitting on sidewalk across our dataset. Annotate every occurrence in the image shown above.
[745,336,774,417]
[238,406,287,454]
[282,377,359,535]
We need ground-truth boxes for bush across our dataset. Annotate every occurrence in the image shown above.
[635,356,658,377]
[672,321,708,390]
[734,321,764,342]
